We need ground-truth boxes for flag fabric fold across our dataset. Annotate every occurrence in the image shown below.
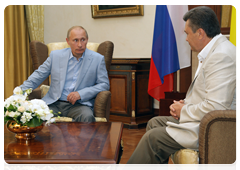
[148,5,190,101]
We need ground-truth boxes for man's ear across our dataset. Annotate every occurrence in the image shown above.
[197,28,206,40]
[66,38,70,45]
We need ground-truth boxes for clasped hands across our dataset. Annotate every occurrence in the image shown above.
[67,92,81,105]
[169,100,185,120]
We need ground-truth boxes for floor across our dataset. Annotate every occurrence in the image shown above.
[120,128,176,170]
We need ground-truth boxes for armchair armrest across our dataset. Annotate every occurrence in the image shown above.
[199,110,236,164]
[28,84,50,100]
[28,87,42,100]
[93,91,111,122]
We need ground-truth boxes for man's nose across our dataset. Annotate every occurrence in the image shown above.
[77,41,82,47]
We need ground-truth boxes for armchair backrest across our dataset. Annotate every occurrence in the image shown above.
[29,40,114,86]
[46,42,100,56]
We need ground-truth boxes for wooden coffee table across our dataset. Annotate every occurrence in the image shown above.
[4,122,123,164]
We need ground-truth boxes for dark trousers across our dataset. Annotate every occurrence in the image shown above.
[127,116,185,164]
[48,100,95,122]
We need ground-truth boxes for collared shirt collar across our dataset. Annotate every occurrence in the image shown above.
[198,33,222,62]
[69,50,85,61]
[194,33,223,79]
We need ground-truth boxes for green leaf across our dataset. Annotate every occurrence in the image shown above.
[25,117,43,127]
[8,104,17,112]
[4,116,12,124]
[14,116,22,123]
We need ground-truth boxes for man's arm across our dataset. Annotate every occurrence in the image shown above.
[20,55,52,91]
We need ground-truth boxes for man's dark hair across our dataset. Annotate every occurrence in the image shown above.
[183,6,221,38]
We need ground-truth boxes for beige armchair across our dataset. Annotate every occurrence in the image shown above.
[169,110,236,164]
[28,41,114,122]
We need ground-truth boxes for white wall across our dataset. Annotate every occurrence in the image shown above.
[44,5,156,59]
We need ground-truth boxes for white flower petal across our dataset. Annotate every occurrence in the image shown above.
[13,87,23,95]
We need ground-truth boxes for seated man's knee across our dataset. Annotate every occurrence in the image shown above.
[147,117,155,125]
[146,117,159,131]
[145,128,164,151]
[68,105,95,122]
[81,112,95,122]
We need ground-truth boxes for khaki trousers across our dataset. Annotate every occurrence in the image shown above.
[127,116,185,164]
[48,100,95,122]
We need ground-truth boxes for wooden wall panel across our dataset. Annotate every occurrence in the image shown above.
[137,74,152,115]
[109,75,128,115]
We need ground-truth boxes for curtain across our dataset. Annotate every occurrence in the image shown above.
[25,5,44,43]
[4,5,32,99]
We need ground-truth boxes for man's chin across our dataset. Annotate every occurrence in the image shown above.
[73,52,83,58]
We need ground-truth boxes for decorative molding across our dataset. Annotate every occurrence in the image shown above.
[132,72,135,80]
[132,110,135,117]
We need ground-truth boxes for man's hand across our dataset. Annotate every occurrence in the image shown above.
[169,100,185,120]
[67,92,81,105]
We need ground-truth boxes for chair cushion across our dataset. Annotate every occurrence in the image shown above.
[46,42,100,56]
[54,117,106,122]
[170,149,199,164]
[86,42,100,52]
[54,117,73,122]
[47,42,70,56]
[95,117,107,122]
[40,85,50,98]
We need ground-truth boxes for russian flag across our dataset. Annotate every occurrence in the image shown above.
[148,5,191,101]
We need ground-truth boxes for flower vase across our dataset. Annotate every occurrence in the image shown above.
[6,120,43,140]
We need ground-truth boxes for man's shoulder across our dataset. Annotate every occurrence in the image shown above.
[49,48,71,59]
[85,48,104,59]
[213,36,236,57]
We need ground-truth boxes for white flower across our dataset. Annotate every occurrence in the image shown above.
[21,101,31,111]
[24,112,33,121]
[31,99,48,109]
[43,111,54,121]
[25,88,32,95]
[4,86,55,126]
[13,87,23,95]
[4,94,27,108]
[35,109,53,121]
[5,111,10,117]
[45,118,55,126]
[20,112,33,124]
[20,116,27,124]
[18,106,25,112]
[4,96,14,108]
[8,111,21,117]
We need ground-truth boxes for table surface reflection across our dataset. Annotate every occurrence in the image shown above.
[4,122,123,164]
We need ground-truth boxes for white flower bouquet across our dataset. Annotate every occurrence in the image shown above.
[4,87,56,127]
